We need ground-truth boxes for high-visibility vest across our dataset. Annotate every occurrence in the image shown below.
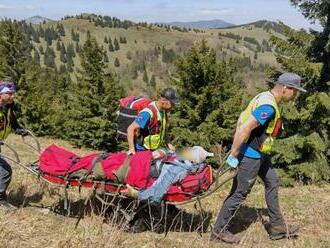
[139,101,167,150]
[0,106,14,140]
[238,91,282,154]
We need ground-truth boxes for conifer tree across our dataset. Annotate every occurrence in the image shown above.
[44,46,56,68]
[33,49,40,65]
[170,40,244,149]
[143,69,149,83]
[0,20,32,81]
[56,40,61,51]
[114,57,120,67]
[67,43,76,58]
[108,40,114,52]
[64,32,123,149]
[150,74,156,88]
[114,38,120,50]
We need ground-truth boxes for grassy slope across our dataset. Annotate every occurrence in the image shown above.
[35,18,281,94]
[1,134,329,247]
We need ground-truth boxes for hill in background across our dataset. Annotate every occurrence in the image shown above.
[25,15,54,24]
[162,19,234,29]
[28,14,285,95]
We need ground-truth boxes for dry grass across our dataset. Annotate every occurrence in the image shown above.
[0,134,329,248]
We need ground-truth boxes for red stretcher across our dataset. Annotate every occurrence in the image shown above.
[1,132,235,207]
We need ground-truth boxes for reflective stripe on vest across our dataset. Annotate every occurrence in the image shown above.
[140,101,167,150]
[0,108,13,140]
[238,91,281,154]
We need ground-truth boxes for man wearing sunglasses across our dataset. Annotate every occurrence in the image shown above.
[0,79,28,210]
[211,72,307,244]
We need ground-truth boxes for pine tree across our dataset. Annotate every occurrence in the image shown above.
[60,46,67,63]
[108,40,114,52]
[149,74,156,88]
[114,38,120,50]
[170,40,244,150]
[33,49,40,65]
[67,56,74,72]
[56,40,61,51]
[18,63,72,137]
[126,51,132,60]
[59,64,67,73]
[56,23,65,36]
[39,45,44,54]
[67,43,76,58]
[119,36,127,44]
[75,41,81,53]
[0,20,32,81]
[64,32,123,149]
[44,46,56,68]
[142,69,148,83]
[114,57,120,67]
[104,52,109,63]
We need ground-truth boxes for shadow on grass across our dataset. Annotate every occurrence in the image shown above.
[227,206,268,234]
[8,185,44,207]
[52,195,212,234]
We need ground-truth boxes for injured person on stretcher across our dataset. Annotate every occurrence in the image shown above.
[120,146,214,203]
[38,144,214,203]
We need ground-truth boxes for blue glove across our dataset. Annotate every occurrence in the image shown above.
[226,154,239,169]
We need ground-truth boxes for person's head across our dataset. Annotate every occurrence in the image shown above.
[157,87,178,111]
[180,146,214,164]
[274,72,306,102]
[0,79,16,106]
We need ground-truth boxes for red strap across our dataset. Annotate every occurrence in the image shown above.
[146,104,159,128]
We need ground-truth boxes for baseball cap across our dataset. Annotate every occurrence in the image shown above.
[160,88,178,104]
[276,72,307,92]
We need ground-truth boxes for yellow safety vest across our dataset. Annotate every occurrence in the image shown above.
[0,107,13,140]
[238,91,282,154]
[140,101,167,150]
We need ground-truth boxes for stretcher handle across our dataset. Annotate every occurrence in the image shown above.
[0,140,20,164]
[20,129,41,154]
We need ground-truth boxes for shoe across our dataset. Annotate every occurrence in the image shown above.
[210,230,240,244]
[269,223,299,240]
[0,200,16,211]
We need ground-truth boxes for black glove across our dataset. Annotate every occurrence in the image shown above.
[15,128,29,136]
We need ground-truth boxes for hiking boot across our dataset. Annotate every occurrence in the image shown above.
[269,223,299,240]
[0,200,16,211]
[210,230,240,244]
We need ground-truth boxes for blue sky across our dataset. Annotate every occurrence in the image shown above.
[0,0,321,30]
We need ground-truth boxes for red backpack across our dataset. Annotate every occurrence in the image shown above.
[117,96,158,140]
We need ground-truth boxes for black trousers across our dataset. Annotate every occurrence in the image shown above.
[0,157,12,201]
[213,155,284,233]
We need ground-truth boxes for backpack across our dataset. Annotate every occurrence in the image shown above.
[117,96,158,140]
